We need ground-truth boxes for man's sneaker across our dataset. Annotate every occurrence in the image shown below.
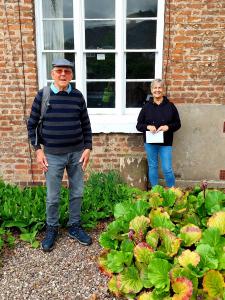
[41,225,58,252]
[68,223,92,246]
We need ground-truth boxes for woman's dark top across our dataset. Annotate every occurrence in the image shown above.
[136,96,181,146]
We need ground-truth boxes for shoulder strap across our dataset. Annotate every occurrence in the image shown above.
[40,86,51,120]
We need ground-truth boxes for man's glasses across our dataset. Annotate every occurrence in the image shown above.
[54,68,72,75]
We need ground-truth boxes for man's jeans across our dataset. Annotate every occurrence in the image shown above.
[45,151,84,227]
[144,143,175,188]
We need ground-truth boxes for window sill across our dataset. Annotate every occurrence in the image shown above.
[89,114,140,133]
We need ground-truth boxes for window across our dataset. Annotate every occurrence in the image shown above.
[35,0,165,132]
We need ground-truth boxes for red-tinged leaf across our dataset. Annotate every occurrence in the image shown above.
[108,275,121,297]
[179,224,202,246]
[98,251,113,277]
[158,228,182,257]
[146,228,159,249]
[129,216,150,244]
[134,242,154,264]
[172,277,193,300]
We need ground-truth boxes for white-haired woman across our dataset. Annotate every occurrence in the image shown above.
[136,79,181,188]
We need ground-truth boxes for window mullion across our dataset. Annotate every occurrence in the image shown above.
[115,0,125,115]
[74,0,85,96]
[155,0,165,79]
[35,0,45,87]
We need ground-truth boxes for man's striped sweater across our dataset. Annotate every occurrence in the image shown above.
[27,87,92,154]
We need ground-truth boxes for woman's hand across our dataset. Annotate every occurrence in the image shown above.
[36,149,48,172]
[147,125,157,133]
[157,125,169,132]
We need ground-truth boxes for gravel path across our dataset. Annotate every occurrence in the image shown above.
[0,225,124,300]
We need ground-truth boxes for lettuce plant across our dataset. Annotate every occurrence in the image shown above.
[98,185,225,299]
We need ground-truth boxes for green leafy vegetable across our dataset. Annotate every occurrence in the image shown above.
[178,250,200,268]
[207,211,225,235]
[203,270,225,298]
[179,224,202,246]
[171,277,193,300]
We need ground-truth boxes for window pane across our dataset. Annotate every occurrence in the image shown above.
[85,0,115,19]
[126,53,155,79]
[46,53,75,80]
[85,21,115,49]
[43,0,73,18]
[126,82,149,108]
[127,0,157,17]
[43,21,74,50]
[86,53,115,79]
[87,82,115,108]
[127,20,156,49]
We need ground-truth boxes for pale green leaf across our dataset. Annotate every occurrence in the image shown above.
[203,270,225,297]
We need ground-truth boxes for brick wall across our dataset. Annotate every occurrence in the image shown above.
[0,0,224,186]
[0,0,38,185]
[163,0,225,104]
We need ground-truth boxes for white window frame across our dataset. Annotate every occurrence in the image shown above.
[35,0,165,133]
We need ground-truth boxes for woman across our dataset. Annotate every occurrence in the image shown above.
[136,79,181,188]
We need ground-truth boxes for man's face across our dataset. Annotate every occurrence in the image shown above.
[51,67,73,90]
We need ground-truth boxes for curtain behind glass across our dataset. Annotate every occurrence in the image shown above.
[43,0,64,73]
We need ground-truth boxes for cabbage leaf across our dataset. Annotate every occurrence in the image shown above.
[207,211,225,235]
[179,224,202,246]
[203,270,225,298]
[178,249,200,268]
[171,277,193,300]
[147,258,172,292]
[117,265,143,294]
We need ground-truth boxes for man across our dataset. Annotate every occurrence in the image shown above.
[27,58,92,252]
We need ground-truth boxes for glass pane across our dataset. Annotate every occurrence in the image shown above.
[126,53,155,79]
[85,21,115,49]
[46,53,75,80]
[126,82,150,108]
[43,21,74,50]
[127,0,157,17]
[43,0,73,18]
[86,53,115,79]
[87,82,115,108]
[85,0,115,19]
[127,20,156,49]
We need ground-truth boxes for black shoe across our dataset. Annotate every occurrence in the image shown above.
[41,225,58,252]
[68,223,92,246]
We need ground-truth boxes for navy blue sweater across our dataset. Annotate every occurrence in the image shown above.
[27,88,92,154]
[136,97,181,146]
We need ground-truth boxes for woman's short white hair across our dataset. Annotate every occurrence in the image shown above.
[150,79,164,90]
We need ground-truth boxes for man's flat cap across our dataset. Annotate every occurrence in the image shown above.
[52,58,74,68]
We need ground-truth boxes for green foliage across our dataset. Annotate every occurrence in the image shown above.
[81,170,145,228]
[0,228,15,251]
[202,270,225,298]
[0,170,137,249]
[98,185,225,299]
[171,277,193,300]
[0,182,46,249]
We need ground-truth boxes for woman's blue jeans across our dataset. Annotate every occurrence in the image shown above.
[45,151,84,227]
[144,143,175,188]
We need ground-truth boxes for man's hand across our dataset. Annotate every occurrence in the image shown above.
[79,149,91,171]
[36,149,48,172]
[157,125,169,132]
